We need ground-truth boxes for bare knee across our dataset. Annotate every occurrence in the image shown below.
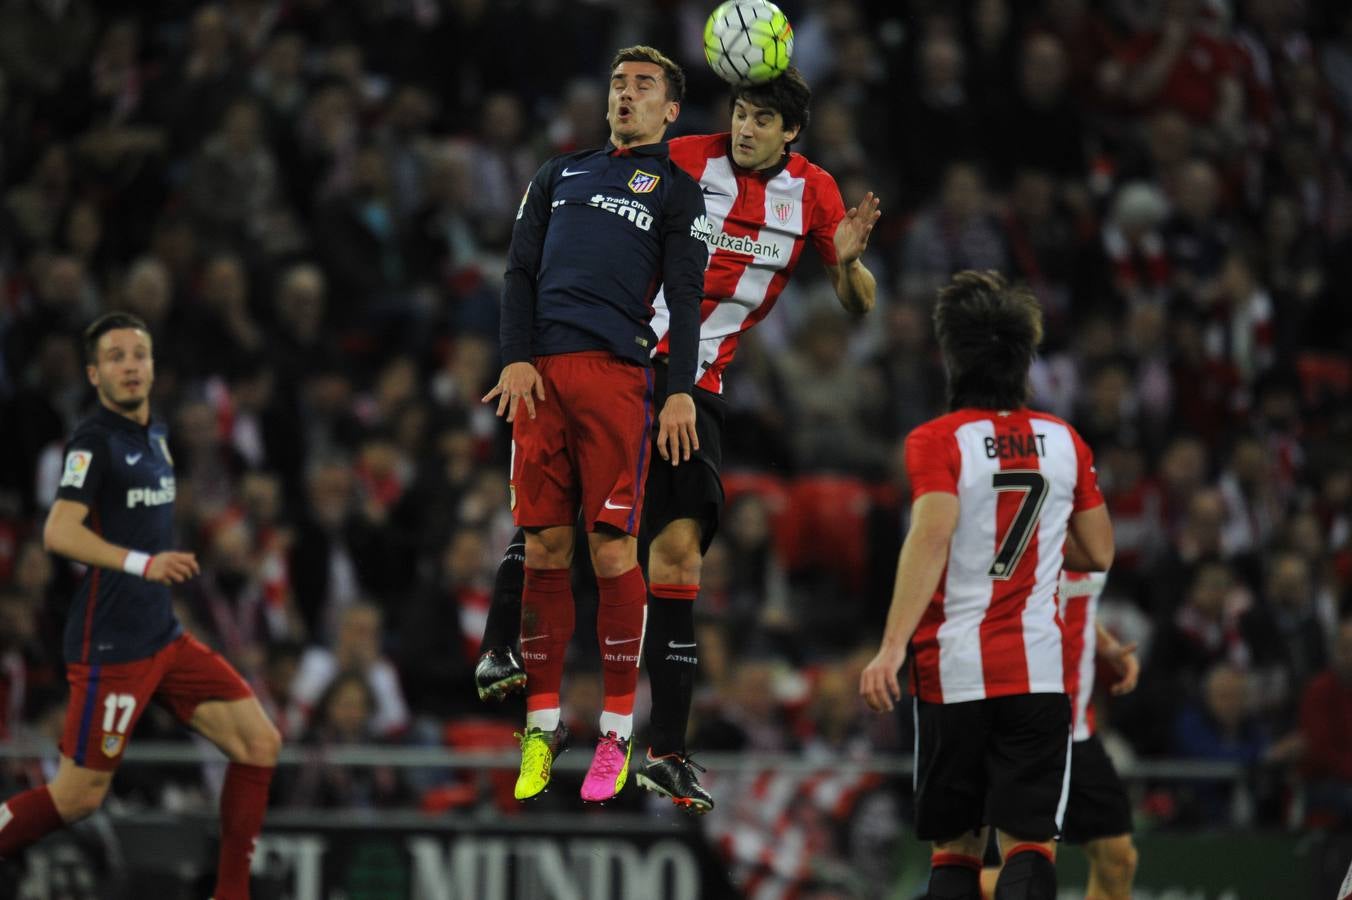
[649,523,703,586]
[1087,836,1137,894]
[525,527,573,569]
[237,718,283,767]
[49,771,111,823]
[590,534,637,579]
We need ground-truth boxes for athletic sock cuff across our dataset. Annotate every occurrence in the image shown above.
[651,583,699,601]
[1005,843,1055,863]
[226,762,275,784]
[525,567,571,592]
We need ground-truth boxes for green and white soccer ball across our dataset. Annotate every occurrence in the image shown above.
[703,0,794,86]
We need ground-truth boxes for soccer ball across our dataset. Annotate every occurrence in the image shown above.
[703,0,794,86]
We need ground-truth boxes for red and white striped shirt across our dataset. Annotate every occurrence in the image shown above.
[1059,569,1108,740]
[905,408,1104,704]
[650,133,845,394]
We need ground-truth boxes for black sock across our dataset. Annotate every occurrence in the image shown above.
[643,584,699,756]
[994,848,1056,900]
[479,530,526,654]
[926,854,981,900]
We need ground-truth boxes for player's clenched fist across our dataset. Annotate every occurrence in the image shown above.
[146,551,200,585]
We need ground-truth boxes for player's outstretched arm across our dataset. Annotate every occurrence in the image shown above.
[44,498,199,585]
[827,191,881,315]
[860,491,959,712]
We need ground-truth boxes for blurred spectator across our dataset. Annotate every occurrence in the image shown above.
[185,97,289,252]
[1114,0,1244,142]
[280,670,410,809]
[1171,663,1271,823]
[1094,180,1171,315]
[775,309,889,475]
[1161,157,1230,290]
[398,527,492,718]
[989,31,1087,182]
[288,455,401,637]
[899,162,1008,303]
[895,29,981,205]
[1297,619,1352,828]
[1151,558,1253,682]
[0,332,83,515]
[1241,550,1328,723]
[289,602,409,740]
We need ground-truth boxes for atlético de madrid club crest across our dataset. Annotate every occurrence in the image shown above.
[102,734,124,757]
[628,170,660,194]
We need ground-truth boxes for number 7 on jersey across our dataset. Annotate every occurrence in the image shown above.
[989,471,1048,579]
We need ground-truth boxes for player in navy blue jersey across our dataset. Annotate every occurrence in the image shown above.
[0,313,280,900]
[480,45,706,804]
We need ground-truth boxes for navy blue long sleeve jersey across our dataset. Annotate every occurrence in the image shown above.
[500,141,707,396]
[55,405,181,664]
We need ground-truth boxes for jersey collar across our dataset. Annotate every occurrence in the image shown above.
[606,140,671,158]
[94,403,153,433]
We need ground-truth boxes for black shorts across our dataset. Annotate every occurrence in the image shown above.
[642,363,726,553]
[913,693,1072,843]
[1060,734,1133,843]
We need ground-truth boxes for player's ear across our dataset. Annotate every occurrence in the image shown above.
[665,100,680,125]
[86,363,99,388]
[782,124,800,145]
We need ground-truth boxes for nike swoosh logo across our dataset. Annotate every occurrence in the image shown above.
[668,641,696,649]
[520,634,548,643]
[603,499,632,510]
[561,168,589,177]
[604,636,641,646]
[701,186,729,196]
[125,453,142,465]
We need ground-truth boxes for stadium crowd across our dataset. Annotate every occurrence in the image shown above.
[1,0,1351,893]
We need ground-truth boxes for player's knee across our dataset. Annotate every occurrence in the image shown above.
[649,537,701,584]
[244,719,283,766]
[50,780,109,823]
[1091,837,1137,888]
[590,539,638,579]
[525,530,572,569]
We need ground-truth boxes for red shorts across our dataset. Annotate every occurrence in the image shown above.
[510,351,654,535]
[61,633,254,771]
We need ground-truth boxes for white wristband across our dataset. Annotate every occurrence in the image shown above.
[122,551,152,578]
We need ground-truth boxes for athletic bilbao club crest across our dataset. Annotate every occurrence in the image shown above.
[157,436,174,466]
[102,734,124,757]
[772,198,795,225]
[627,170,660,194]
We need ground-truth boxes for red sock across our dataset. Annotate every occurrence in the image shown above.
[522,567,574,715]
[596,565,646,733]
[214,763,273,899]
[0,786,63,857]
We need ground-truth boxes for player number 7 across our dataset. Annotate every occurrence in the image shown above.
[102,693,137,734]
[989,471,1048,579]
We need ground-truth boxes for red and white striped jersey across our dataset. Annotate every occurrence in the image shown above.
[1059,569,1108,741]
[650,133,845,394]
[904,408,1104,704]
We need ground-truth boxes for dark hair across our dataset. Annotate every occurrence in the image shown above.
[610,45,686,103]
[933,271,1043,411]
[83,311,151,364]
[730,66,811,142]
